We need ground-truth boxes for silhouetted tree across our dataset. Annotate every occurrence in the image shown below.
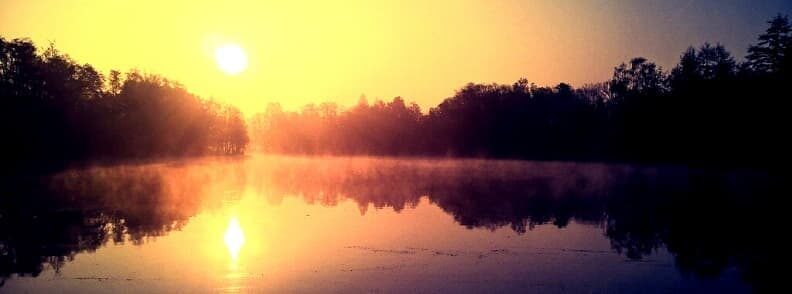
[745,14,791,75]
[609,57,668,101]
[247,14,788,167]
[0,37,248,173]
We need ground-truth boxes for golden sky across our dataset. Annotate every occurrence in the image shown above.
[1,0,789,115]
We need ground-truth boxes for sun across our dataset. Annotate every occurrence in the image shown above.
[215,44,248,75]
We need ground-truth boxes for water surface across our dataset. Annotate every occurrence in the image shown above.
[0,156,780,293]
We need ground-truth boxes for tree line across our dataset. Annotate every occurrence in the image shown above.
[1,38,249,172]
[249,15,791,166]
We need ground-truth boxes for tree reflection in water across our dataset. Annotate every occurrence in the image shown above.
[0,156,783,291]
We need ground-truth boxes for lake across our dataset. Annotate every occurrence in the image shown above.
[0,155,780,293]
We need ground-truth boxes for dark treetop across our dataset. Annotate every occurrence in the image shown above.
[250,15,791,167]
[1,39,249,174]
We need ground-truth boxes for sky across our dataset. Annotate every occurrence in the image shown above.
[1,0,790,115]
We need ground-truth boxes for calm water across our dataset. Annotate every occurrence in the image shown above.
[0,156,781,293]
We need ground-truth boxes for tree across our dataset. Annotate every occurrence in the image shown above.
[745,14,791,74]
[1,37,249,172]
[697,43,736,80]
[671,43,736,91]
[671,47,701,88]
[107,69,123,95]
[609,57,667,103]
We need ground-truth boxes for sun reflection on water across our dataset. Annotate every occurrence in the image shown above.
[224,217,245,262]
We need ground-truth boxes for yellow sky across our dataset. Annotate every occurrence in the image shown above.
[1,0,787,115]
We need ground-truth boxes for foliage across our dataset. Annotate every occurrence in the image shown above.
[0,38,248,171]
[249,15,791,166]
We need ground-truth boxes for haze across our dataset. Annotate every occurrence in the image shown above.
[1,0,789,114]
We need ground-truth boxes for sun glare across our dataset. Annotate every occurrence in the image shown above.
[224,217,245,261]
[215,44,248,75]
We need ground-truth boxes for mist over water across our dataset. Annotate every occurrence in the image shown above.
[2,5,790,293]
[0,155,780,293]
